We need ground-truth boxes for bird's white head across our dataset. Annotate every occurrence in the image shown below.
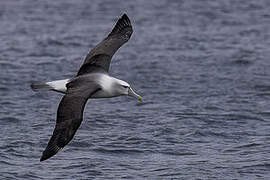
[113,78,142,101]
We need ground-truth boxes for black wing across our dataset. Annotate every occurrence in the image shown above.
[40,81,100,161]
[77,13,133,76]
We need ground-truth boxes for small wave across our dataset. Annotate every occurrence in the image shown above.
[223,142,261,153]
[254,84,270,92]
[235,143,261,149]
[47,39,64,46]
[232,59,252,65]
[0,160,16,166]
[26,52,60,58]
[159,150,197,156]
[92,147,144,155]
[0,61,21,69]
[0,116,20,124]
[0,87,9,92]
[158,172,183,177]
[241,163,270,169]
[69,141,91,148]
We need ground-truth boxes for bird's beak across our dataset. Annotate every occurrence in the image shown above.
[128,87,143,101]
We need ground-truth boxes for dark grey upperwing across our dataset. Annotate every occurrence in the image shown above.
[77,14,133,76]
[40,80,100,161]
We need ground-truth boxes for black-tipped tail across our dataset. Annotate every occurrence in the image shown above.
[31,82,52,91]
[109,13,132,36]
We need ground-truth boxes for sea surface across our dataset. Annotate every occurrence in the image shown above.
[1,0,270,179]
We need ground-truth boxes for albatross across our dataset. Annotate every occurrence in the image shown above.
[31,14,142,161]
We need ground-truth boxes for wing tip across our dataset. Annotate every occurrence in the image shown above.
[40,152,50,162]
[121,13,129,21]
[40,155,47,162]
[40,151,53,162]
[109,13,132,36]
[40,144,62,162]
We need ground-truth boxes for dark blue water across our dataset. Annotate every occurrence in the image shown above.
[1,0,270,179]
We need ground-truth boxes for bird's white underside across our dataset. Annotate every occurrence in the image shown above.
[45,73,129,98]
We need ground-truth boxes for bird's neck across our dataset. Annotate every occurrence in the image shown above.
[91,74,122,98]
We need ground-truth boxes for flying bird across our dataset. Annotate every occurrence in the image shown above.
[31,14,142,161]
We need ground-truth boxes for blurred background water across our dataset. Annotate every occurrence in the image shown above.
[1,0,270,179]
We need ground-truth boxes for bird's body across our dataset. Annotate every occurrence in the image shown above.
[31,14,142,161]
[40,73,130,98]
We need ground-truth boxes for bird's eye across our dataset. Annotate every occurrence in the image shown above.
[122,85,128,88]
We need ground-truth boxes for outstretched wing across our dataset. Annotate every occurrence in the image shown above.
[40,81,100,161]
[77,13,133,76]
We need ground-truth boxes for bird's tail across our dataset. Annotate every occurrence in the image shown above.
[31,81,53,91]
[30,79,70,93]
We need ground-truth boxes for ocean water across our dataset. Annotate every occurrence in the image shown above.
[1,0,270,179]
